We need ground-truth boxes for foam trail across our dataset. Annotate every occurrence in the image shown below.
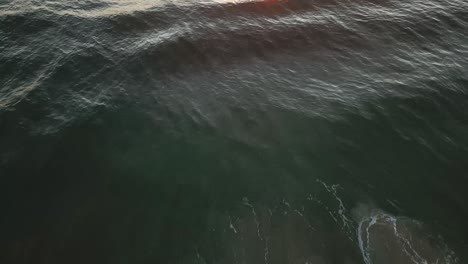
[354,204,457,264]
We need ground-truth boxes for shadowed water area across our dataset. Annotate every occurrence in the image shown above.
[1,0,468,263]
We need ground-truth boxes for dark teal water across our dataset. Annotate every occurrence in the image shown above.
[1,0,468,263]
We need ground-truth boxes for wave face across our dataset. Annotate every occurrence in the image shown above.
[1,0,468,263]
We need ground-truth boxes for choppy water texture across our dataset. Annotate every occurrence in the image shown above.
[1,0,468,263]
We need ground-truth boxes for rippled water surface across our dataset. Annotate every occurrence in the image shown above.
[1,0,468,263]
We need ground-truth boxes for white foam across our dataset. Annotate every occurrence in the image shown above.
[355,208,456,264]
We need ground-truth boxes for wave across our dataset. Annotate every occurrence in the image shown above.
[0,0,467,133]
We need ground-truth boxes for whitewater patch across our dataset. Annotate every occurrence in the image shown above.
[353,203,457,264]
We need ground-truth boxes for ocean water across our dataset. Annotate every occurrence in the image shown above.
[1,0,468,263]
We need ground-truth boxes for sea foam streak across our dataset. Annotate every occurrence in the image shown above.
[354,203,457,264]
